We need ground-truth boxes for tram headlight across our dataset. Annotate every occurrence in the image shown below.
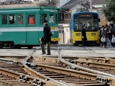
[91,33,96,36]
[76,33,80,36]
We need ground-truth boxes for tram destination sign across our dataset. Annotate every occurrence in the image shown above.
[80,14,92,18]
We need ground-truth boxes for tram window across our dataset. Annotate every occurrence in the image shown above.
[93,14,98,19]
[74,19,79,31]
[55,14,58,24]
[78,19,98,31]
[49,14,54,23]
[18,14,23,24]
[2,14,7,24]
[28,15,35,25]
[58,13,64,23]
[9,14,16,24]
[40,14,47,24]
[65,14,68,19]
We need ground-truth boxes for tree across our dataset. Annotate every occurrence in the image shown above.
[103,0,115,23]
[100,14,108,26]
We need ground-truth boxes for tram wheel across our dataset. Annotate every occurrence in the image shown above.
[28,46,33,49]
[0,46,3,49]
[15,45,21,49]
[73,43,78,46]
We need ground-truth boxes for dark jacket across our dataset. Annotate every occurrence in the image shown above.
[82,28,87,40]
[110,27,115,36]
[43,24,51,42]
[101,30,107,37]
[107,29,112,39]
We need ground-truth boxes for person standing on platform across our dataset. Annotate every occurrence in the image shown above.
[82,24,87,47]
[100,26,107,48]
[41,20,51,55]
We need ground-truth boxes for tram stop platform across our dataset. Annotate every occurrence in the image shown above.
[0,46,115,58]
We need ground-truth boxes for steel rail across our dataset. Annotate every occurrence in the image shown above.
[57,47,115,79]
[27,55,109,85]
[22,47,70,86]
[71,60,115,68]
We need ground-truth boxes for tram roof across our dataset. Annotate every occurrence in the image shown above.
[73,11,98,15]
[0,3,58,10]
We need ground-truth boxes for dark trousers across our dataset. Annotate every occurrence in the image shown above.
[101,42,106,47]
[82,38,86,46]
[41,41,51,55]
[112,43,115,47]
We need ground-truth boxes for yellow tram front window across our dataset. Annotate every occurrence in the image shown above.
[74,14,98,31]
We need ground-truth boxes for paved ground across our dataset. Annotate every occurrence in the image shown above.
[0,46,115,58]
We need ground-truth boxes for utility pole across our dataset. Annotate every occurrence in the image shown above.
[80,0,82,11]
[90,0,92,11]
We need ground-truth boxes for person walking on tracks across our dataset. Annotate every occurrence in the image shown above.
[41,20,51,55]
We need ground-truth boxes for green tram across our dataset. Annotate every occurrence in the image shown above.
[0,4,60,49]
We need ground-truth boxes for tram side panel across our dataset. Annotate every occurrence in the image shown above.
[0,7,60,48]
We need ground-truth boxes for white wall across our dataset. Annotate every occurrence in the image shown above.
[63,24,70,44]
[58,24,70,44]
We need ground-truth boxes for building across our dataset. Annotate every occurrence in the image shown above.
[59,0,70,7]
[92,0,106,16]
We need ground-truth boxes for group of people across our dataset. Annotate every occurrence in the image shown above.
[100,24,115,48]
[82,23,115,48]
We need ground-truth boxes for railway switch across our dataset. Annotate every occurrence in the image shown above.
[45,77,50,81]
[32,79,43,86]
[19,74,29,83]
[96,75,110,83]
[26,62,37,69]
[70,66,76,70]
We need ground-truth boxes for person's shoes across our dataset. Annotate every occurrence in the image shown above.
[82,45,85,47]
[46,54,51,55]
[100,44,102,47]
[104,46,107,48]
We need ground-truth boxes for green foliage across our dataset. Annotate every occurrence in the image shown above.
[103,0,115,23]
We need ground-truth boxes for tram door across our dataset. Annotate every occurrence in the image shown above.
[26,14,38,44]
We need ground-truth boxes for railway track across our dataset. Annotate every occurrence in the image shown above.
[0,70,31,86]
[24,55,112,86]
[0,58,70,86]
[0,49,70,86]
[62,56,115,75]
[24,48,115,86]
[0,48,115,86]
